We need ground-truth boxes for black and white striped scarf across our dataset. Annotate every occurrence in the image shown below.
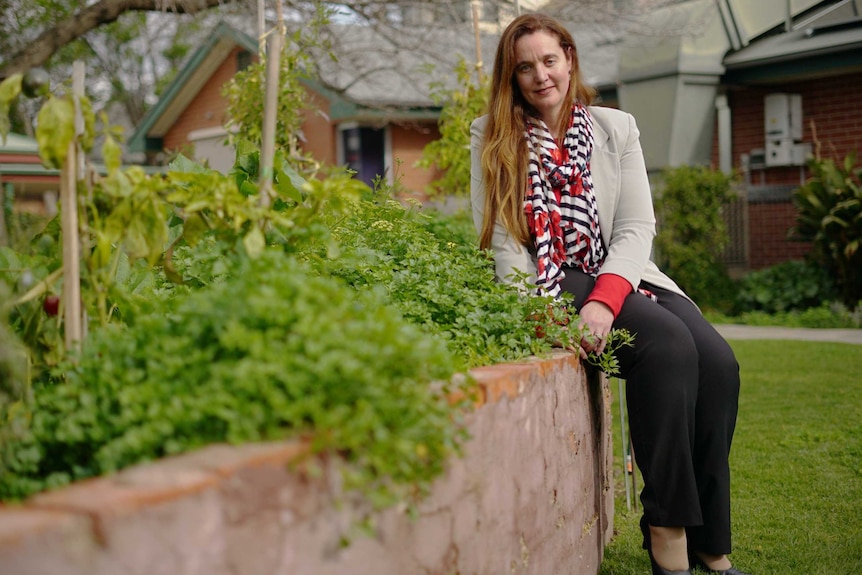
[524,104,605,297]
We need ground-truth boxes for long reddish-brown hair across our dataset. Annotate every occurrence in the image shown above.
[479,14,596,250]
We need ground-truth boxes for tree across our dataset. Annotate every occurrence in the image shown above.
[0,0,228,80]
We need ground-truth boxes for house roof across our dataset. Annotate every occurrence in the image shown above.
[0,132,40,154]
[127,22,257,153]
[723,13,862,82]
[311,21,621,107]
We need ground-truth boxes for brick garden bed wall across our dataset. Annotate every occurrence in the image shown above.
[0,352,613,575]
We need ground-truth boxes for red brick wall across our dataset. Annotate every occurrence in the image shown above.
[730,72,862,176]
[389,121,442,196]
[163,47,243,152]
[747,203,812,269]
[723,71,862,269]
[300,89,336,166]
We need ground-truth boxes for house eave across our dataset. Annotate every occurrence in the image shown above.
[128,22,257,154]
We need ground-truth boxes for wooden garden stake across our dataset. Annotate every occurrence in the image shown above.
[471,1,484,85]
[258,2,284,210]
[61,61,84,350]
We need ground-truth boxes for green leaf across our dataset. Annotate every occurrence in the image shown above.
[168,154,210,174]
[36,96,76,169]
[0,74,23,143]
[274,172,303,204]
[243,226,266,258]
[181,213,208,246]
[78,96,96,152]
[102,134,122,175]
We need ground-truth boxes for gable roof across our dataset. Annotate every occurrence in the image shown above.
[723,10,862,83]
[127,22,256,153]
[128,22,462,152]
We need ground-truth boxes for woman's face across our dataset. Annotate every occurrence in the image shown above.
[513,30,573,127]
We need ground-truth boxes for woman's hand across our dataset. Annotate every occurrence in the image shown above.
[578,300,614,356]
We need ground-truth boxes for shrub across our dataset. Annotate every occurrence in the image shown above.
[736,260,836,314]
[0,252,464,504]
[791,152,862,310]
[307,197,561,370]
[418,58,489,197]
[654,166,737,312]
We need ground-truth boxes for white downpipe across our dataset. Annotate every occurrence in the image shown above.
[716,94,732,174]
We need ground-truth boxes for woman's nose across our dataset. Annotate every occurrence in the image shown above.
[534,65,549,83]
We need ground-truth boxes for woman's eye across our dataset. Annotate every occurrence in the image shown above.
[517,64,531,73]
[546,58,557,66]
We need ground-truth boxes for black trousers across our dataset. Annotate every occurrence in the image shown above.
[559,268,740,555]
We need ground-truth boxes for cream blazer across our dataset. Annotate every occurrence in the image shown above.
[470,106,687,299]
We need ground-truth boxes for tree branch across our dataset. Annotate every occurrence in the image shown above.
[0,0,228,79]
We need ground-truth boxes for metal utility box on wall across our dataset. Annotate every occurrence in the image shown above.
[765,93,802,140]
[764,93,806,166]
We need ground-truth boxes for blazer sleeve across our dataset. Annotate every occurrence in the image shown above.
[596,112,657,292]
[470,117,538,288]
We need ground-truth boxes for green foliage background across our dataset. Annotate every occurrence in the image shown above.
[654,165,737,312]
[418,58,488,197]
[791,152,862,309]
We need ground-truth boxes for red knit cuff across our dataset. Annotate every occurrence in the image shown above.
[584,273,633,318]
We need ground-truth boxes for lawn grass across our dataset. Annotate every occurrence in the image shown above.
[599,339,862,575]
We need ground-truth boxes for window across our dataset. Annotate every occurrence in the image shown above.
[237,50,252,72]
[341,126,387,187]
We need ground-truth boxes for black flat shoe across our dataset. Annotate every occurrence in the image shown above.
[648,548,692,575]
[689,553,751,575]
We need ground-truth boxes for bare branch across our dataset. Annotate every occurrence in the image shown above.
[0,0,229,79]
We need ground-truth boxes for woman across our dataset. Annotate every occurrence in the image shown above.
[470,13,749,575]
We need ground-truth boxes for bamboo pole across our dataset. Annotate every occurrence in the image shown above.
[471,1,484,85]
[258,2,283,209]
[61,61,84,350]
[257,0,266,43]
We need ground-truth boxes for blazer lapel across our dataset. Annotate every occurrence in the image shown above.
[590,115,619,249]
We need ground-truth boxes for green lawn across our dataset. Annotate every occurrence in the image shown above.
[599,340,862,575]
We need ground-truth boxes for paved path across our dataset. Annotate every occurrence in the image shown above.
[714,324,862,345]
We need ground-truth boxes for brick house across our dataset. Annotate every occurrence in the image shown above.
[618,0,862,271]
[0,133,60,220]
[127,22,450,195]
[719,3,862,270]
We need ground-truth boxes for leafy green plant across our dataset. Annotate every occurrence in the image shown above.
[0,69,94,165]
[791,151,862,309]
[222,5,332,176]
[705,301,862,329]
[0,251,466,505]
[654,166,737,312]
[736,260,835,314]
[418,57,489,197]
[0,283,28,407]
[0,59,631,515]
[302,182,631,373]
